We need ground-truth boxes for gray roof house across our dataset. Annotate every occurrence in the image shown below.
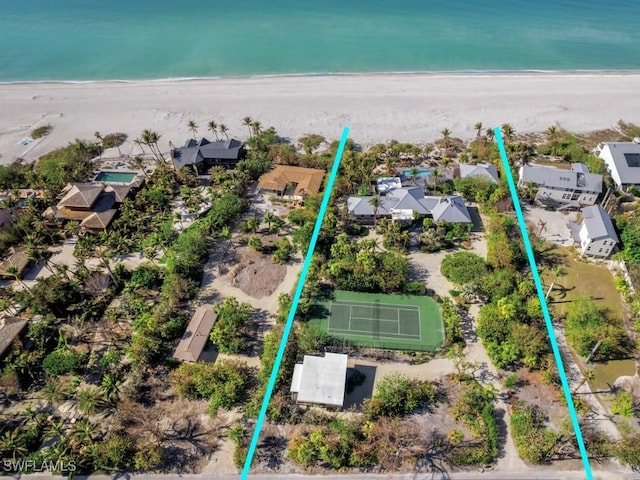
[290,353,348,408]
[574,205,619,259]
[597,140,640,190]
[347,187,471,224]
[458,163,499,183]
[518,163,602,207]
[171,138,245,172]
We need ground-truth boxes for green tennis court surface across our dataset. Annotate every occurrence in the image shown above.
[309,290,444,351]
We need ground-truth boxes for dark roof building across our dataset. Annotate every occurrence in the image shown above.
[171,138,245,172]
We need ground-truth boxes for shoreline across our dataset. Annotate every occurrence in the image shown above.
[2,72,640,165]
[2,69,640,86]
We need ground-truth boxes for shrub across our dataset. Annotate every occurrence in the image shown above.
[31,124,52,139]
[363,374,436,419]
[404,281,425,295]
[441,252,487,285]
[42,348,85,376]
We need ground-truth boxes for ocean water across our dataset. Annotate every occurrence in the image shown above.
[1,0,639,82]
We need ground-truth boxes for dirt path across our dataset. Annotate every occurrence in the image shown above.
[552,324,621,441]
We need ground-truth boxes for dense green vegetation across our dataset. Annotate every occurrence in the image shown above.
[363,374,437,419]
[510,402,560,464]
[169,360,253,415]
[324,234,409,293]
[564,297,632,361]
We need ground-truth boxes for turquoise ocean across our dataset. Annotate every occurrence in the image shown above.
[1,0,639,82]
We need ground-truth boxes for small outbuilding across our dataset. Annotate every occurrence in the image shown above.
[173,305,218,363]
[290,353,348,408]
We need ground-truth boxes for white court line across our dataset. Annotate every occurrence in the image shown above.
[334,299,419,311]
[328,326,421,339]
[349,316,400,323]
[418,305,422,340]
[348,305,352,331]
[396,308,400,334]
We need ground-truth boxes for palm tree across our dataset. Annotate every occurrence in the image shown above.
[44,380,67,406]
[140,129,163,163]
[6,265,28,291]
[187,120,198,139]
[45,418,67,439]
[133,155,149,179]
[133,137,146,155]
[474,122,483,137]
[94,131,103,158]
[368,195,381,227]
[410,167,419,186]
[248,235,262,252]
[546,125,559,142]
[0,429,28,460]
[485,128,495,142]
[385,157,396,177]
[537,219,547,236]
[572,369,596,394]
[441,128,452,151]
[545,266,565,300]
[69,419,96,450]
[251,120,262,136]
[440,157,452,176]
[100,373,122,404]
[501,123,515,143]
[246,216,260,234]
[97,251,117,286]
[76,387,102,415]
[219,123,229,140]
[242,116,253,138]
[207,120,219,141]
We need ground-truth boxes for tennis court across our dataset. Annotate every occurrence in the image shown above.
[309,290,444,351]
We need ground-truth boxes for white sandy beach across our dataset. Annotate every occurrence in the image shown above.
[1,73,640,164]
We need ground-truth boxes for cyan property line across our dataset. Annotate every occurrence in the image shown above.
[494,127,594,480]
[241,126,350,479]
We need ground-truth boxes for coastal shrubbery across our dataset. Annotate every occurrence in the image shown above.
[30,124,52,139]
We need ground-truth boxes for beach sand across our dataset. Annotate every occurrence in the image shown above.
[1,73,640,164]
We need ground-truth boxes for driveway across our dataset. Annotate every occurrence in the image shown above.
[523,204,578,247]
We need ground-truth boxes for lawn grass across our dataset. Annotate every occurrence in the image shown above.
[538,245,634,390]
[539,245,622,321]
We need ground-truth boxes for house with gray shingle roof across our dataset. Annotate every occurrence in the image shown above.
[171,138,245,172]
[597,140,640,191]
[458,163,499,183]
[518,163,602,207]
[347,187,471,225]
[575,205,619,258]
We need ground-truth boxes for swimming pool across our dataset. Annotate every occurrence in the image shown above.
[401,169,431,178]
[94,171,136,183]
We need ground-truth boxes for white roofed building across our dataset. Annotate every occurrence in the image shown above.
[290,353,348,408]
